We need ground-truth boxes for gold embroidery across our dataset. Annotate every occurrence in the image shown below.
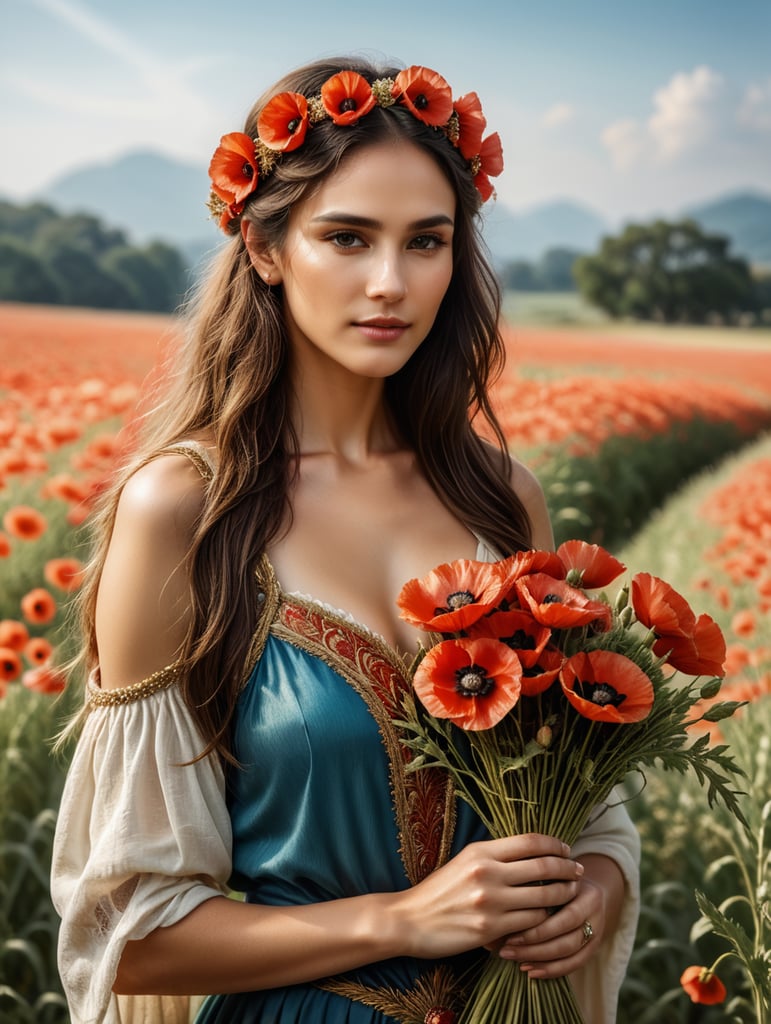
[87,663,183,707]
[317,965,466,1023]
[241,553,281,684]
[272,595,457,885]
[161,441,215,481]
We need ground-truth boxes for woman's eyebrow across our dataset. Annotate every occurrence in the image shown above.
[310,213,454,230]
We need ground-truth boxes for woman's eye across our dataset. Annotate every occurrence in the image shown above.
[330,231,363,249]
[410,234,445,250]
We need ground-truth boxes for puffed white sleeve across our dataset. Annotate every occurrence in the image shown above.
[569,788,641,1024]
[50,672,232,1024]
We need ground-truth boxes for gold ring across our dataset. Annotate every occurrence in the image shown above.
[581,919,594,946]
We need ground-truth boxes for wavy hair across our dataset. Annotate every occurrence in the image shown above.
[72,56,532,763]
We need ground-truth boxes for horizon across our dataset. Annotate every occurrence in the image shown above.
[1,0,770,223]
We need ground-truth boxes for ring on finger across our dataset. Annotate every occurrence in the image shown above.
[580,919,594,947]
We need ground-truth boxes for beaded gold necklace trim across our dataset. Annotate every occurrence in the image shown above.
[86,662,184,707]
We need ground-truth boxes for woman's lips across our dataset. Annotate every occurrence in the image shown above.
[354,318,409,342]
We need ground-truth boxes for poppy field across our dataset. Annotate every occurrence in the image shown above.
[1,301,770,1022]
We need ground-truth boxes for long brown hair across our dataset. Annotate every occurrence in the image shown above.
[74,56,532,763]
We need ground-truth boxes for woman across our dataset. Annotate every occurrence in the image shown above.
[51,57,640,1023]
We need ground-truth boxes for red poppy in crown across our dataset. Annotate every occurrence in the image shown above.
[208,132,259,206]
[514,574,612,630]
[392,66,454,127]
[473,132,504,202]
[560,650,654,723]
[321,71,376,125]
[413,637,522,730]
[397,559,507,633]
[556,540,626,589]
[258,92,310,152]
[454,92,487,159]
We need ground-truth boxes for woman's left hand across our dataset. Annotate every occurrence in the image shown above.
[494,853,624,978]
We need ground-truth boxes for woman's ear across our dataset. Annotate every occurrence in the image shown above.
[241,220,282,286]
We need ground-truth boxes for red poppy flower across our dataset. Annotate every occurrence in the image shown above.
[25,636,53,665]
[468,610,551,668]
[514,574,612,630]
[22,664,66,695]
[0,619,29,652]
[3,504,47,541]
[44,557,85,593]
[521,647,564,696]
[258,92,309,152]
[0,646,22,682]
[392,66,454,127]
[0,532,10,557]
[208,132,259,205]
[631,573,696,637]
[397,559,507,633]
[454,92,486,159]
[556,540,626,588]
[560,650,654,723]
[680,965,727,1005]
[413,637,522,730]
[320,71,376,125]
[498,549,566,600]
[21,588,57,625]
[654,614,726,676]
[473,132,504,201]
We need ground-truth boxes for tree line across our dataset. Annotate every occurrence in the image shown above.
[0,201,188,313]
[500,219,771,326]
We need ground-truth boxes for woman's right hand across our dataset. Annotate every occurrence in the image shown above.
[389,833,583,960]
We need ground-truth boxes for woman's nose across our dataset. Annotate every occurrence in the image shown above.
[365,252,407,301]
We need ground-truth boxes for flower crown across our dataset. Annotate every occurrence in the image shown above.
[207,66,504,232]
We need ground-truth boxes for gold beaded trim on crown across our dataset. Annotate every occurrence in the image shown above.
[207,65,503,232]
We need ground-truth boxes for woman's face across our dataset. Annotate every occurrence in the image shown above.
[259,139,456,382]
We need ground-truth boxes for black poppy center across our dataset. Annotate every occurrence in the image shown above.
[455,664,495,698]
[287,117,302,134]
[414,93,429,110]
[339,97,357,113]
[434,590,476,616]
[575,679,627,707]
[502,629,536,651]
[241,162,254,179]
[542,594,562,604]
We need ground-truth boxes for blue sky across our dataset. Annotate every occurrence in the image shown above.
[1,0,770,222]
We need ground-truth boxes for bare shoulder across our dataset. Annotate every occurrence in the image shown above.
[507,454,555,551]
[115,452,209,536]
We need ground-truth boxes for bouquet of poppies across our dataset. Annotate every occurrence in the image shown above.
[395,541,746,1024]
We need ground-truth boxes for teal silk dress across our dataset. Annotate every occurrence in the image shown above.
[196,562,484,1022]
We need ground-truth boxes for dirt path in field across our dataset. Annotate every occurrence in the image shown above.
[501,323,771,393]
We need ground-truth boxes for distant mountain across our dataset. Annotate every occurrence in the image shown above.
[21,149,771,268]
[480,199,608,265]
[684,191,771,266]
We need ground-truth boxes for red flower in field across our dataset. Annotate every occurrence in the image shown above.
[413,637,522,730]
[514,574,612,630]
[0,619,29,652]
[3,504,47,540]
[731,609,755,638]
[258,93,309,152]
[397,559,507,633]
[42,473,89,504]
[561,650,654,723]
[392,66,454,127]
[25,636,53,665]
[468,610,551,668]
[22,664,66,695]
[556,540,626,588]
[631,572,696,637]
[680,965,727,1005]
[0,532,10,557]
[520,647,564,696]
[21,588,57,625]
[0,646,22,682]
[453,92,486,159]
[208,131,259,205]
[44,557,85,592]
[655,614,726,676]
[320,71,376,124]
[473,132,503,201]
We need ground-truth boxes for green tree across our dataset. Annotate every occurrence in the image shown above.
[0,238,62,303]
[41,241,135,309]
[574,219,755,323]
[536,247,581,291]
[500,259,540,291]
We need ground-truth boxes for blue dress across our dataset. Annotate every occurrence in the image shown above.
[196,564,485,1023]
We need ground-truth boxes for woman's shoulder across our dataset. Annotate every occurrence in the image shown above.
[116,442,216,535]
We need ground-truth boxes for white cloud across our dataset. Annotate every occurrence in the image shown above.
[738,77,771,133]
[647,65,724,160]
[601,118,645,170]
[543,102,575,127]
